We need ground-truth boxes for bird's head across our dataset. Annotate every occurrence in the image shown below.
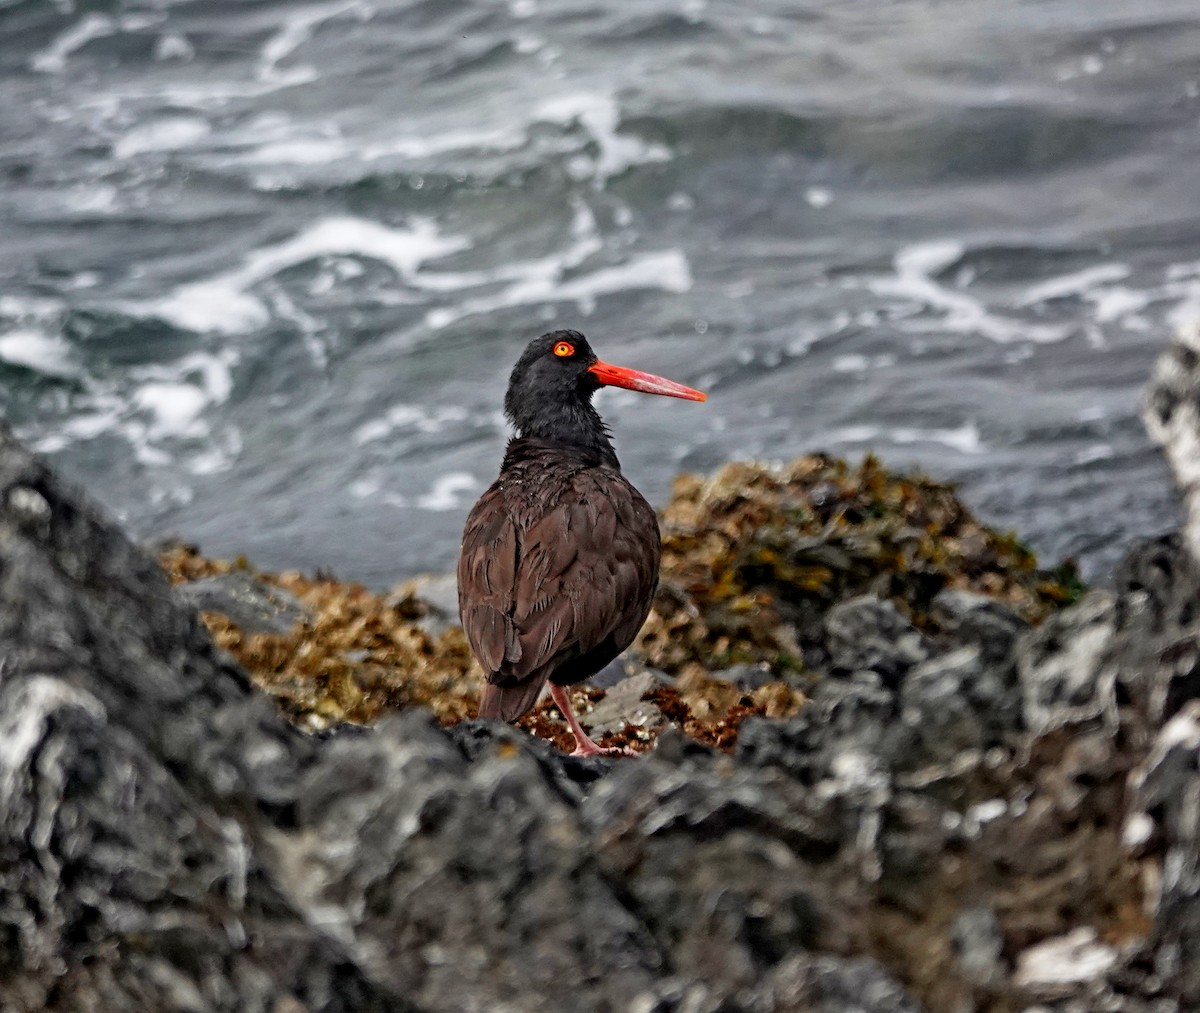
[503,330,705,453]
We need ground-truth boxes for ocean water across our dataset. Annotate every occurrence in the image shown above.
[2,0,1199,585]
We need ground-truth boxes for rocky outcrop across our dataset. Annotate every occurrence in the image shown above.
[5,318,1200,1013]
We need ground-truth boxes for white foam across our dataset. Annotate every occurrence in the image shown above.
[258,0,372,82]
[417,472,479,511]
[1074,444,1114,465]
[27,348,242,478]
[1091,286,1152,323]
[0,294,62,319]
[1167,277,1200,332]
[128,349,238,440]
[0,329,76,378]
[419,201,687,327]
[1166,260,1200,280]
[804,187,833,209]
[348,473,384,499]
[131,216,469,334]
[536,93,671,183]
[871,241,1072,345]
[894,239,965,278]
[831,353,897,373]
[362,124,527,162]
[114,116,212,159]
[60,183,120,215]
[235,120,531,169]
[1019,263,1131,305]
[420,198,691,324]
[425,247,691,329]
[31,13,116,73]
[134,382,209,435]
[354,404,469,445]
[822,420,984,456]
[154,33,195,62]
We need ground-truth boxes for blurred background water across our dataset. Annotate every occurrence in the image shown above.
[2,0,1198,586]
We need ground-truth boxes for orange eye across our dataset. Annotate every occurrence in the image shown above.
[553,341,575,357]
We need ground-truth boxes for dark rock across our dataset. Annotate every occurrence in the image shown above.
[11,409,1200,1013]
[0,429,400,1012]
[932,588,1029,666]
[780,954,926,1012]
[824,595,932,685]
[175,570,309,634]
[446,718,616,798]
[1110,535,1200,728]
[1015,591,1118,735]
[1129,701,1200,1007]
[900,647,1015,762]
[0,423,923,1012]
[738,676,901,784]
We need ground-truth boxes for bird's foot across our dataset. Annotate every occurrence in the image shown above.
[568,740,638,759]
[548,683,639,758]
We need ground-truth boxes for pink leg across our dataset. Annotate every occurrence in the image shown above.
[548,684,637,758]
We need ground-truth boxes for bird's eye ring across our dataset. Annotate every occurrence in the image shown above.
[553,341,575,358]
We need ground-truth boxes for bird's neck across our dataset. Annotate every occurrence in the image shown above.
[511,400,619,468]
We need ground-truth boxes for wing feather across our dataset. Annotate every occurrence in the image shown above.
[457,452,661,721]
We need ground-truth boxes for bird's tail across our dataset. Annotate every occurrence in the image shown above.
[478,677,546,723]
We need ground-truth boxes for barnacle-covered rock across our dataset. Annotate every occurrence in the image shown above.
[160,543,478,731]
[637,454,1082,678]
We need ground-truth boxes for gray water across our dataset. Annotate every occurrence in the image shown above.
[2,0,1199,586]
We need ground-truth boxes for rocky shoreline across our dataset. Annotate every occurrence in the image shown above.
[157,452,1080,756]
[2,334,1200,1011]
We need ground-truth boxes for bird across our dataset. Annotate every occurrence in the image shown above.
[457,329,706,756]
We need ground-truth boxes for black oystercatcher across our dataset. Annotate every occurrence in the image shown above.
[458,330,706,756]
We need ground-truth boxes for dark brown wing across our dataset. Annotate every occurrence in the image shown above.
[457,460,660,722]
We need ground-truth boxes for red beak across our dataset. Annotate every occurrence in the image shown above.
[588,360,707,402]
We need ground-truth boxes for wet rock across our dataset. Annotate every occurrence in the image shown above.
[900,646,1017,762]
[587,656,633,689]
[584,670,669,735]
[708,662,775,692]
[1016,591,1118,735]
[737,675,902,785]
[0,423,931,1012]
[1110,535,1200,728]
[932,588,1029,666]
[10,412,1200,1013]
[281,712,663,1011]
[777,955,926,1013]
[392,572,460,635]
[1129,701,1200,1007]
[0,429,400,1012]
[176,569,309,634]
[824,595,932,685]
